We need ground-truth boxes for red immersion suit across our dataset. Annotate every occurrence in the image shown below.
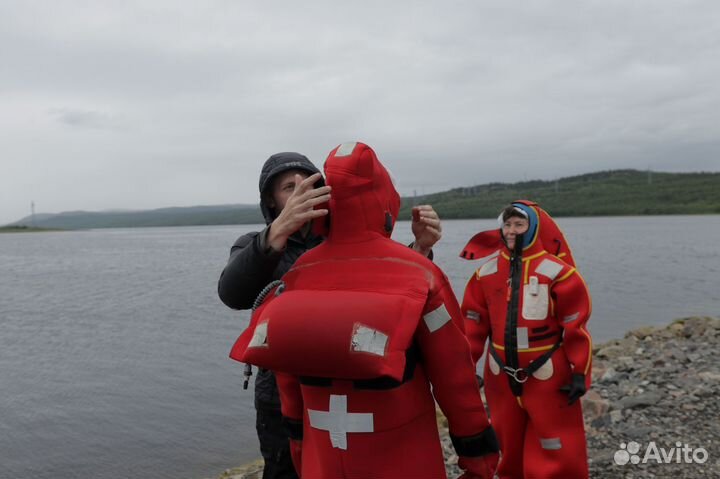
[460,201,592,479]
[231,142,499,479]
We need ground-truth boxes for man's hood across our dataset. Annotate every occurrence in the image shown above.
[258,152,323,224]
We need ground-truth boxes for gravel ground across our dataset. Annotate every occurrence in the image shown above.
[212,317,720,479]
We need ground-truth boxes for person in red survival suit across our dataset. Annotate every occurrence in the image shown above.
[230,142,500,479]
[460,202,592,479]
[218,152,442,479]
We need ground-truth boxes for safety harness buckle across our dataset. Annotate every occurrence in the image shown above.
[503,366,529,384]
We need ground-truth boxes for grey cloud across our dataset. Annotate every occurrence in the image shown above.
[1,0,720,224]
[49,108,124,130]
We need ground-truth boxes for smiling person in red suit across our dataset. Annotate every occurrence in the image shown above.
[231,142,499,479]
[460,201,592,479]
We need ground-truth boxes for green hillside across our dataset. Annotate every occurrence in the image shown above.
[400,170,720,219]
[7,170,719,230]
[10,205,263,230]
[0,225,62,233]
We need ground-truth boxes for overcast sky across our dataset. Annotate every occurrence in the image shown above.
[1,0,719,224]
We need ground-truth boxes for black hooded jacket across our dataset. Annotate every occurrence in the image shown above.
[218,153,323,409]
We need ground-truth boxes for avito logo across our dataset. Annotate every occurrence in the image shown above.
[614,441,709,466]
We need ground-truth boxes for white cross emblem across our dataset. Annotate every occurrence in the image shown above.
[307,394,374,450]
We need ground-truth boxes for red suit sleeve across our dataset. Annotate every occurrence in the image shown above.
[276,372,303,421]
[416,270,498,461]
[460,273,491,365]
[276,372,304,475]
[552,268,593,389]
[276,372,304,436]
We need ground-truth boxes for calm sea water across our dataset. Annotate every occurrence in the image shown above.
[1,217,718,479]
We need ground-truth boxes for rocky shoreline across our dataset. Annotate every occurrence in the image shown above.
[583,316,719,478]
[212,317,719,479]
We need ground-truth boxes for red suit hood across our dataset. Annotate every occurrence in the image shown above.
[313,142,401,242]
[460,200,576,266]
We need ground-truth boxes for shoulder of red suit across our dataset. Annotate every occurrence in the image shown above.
[472,250,575,281]
[287,237,443,279]
[531,254,576,282]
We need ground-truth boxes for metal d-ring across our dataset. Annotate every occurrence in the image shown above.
[504,366,529,384]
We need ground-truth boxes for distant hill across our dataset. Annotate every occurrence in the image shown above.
[0,225,62,233]
[9,204,264,229]
[7,170,719,229]
[401,169,720,218]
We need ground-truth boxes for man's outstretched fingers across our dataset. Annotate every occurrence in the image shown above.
[307,194,332,208]
[302,208,329,219]
[295,172,323,194]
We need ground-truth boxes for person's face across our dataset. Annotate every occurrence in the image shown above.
[502,216,529,250]
[268,169,310,213]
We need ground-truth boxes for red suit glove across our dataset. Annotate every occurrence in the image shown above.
[458,453,499,479]
[289,439,302,477]
[560,373,587,405]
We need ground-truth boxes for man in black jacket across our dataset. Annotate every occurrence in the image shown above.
[218,152,442,479]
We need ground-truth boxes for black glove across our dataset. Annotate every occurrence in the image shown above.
[559,373,586,405]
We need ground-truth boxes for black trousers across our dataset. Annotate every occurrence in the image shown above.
[256,406,299,479]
